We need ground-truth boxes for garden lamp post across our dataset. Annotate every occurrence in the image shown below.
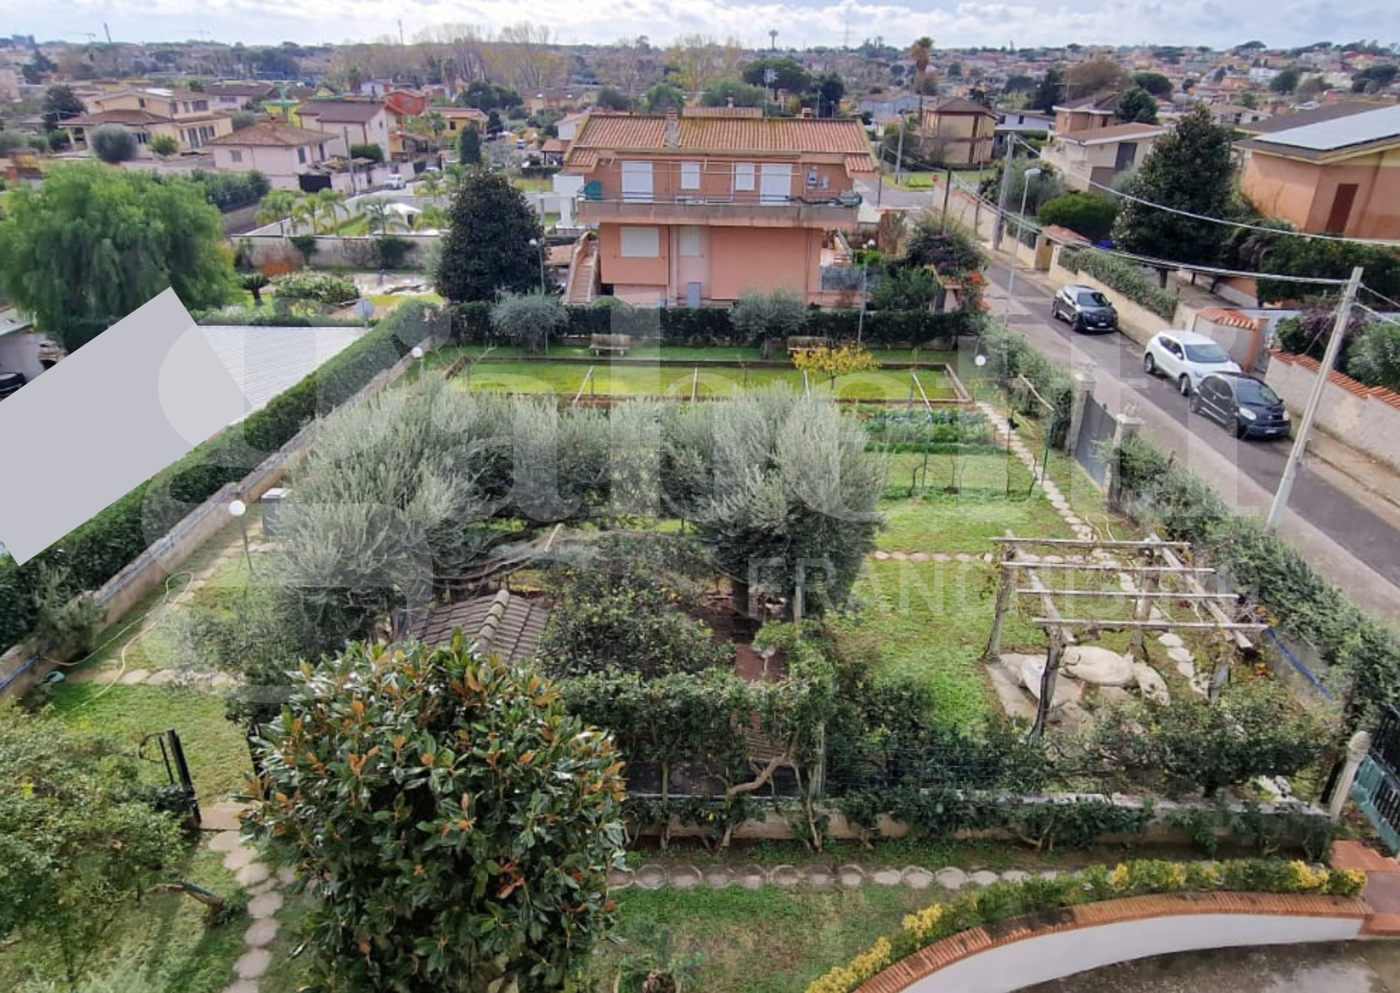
[528,238,547,294]
[856,239,877,347]
[228,499,253,575]
[1003,167,1040,321]
[411,345,424,384]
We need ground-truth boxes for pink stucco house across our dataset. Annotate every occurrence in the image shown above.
[205,122,348,189]
[565,110,878,306]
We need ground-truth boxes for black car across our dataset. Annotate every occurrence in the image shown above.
[1189,372,1291,439]
[1050,284,1119,333]
[0,371,24,400]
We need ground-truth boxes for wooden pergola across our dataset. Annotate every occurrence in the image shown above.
[984,532,1267,738]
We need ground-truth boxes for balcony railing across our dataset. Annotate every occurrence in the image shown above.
[576,188,863,227]
[580,188,863,209]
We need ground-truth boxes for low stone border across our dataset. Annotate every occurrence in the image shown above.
[606,863,1064,892]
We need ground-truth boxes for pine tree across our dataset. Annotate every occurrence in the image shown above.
[1111,104,1235,280]
[434,170,543,303]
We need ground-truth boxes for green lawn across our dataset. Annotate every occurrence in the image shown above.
[46,682,254,804]
[450,362,958,401]
[590,886,934,993]
[429,345,959,368]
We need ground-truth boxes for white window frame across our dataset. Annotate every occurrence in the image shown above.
[619,226,660,258]
[681,161,701,190]
[734,162,755,192]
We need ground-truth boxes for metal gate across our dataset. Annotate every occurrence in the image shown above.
[1353,706,1400,854]
[1073,395,1114,488]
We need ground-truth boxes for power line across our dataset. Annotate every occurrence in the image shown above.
[1006,134,1400,250]
[1357,304,1400,331]
[1360,285,1400,313]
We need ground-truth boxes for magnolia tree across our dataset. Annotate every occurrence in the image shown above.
[248,638,627,993]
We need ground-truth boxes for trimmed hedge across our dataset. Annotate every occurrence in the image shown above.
[978,322,1075,447]
[1112,434,1400,726]
[807,859,1367,993]
[0,302,437,655]
[1060,247,1179,321]
[192,310,371,328]
[450,302,986,347]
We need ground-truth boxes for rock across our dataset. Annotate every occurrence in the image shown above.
[736,864,767,890]
[669,865,701,890]
[838,864,866,888]
[243,918,279,948]
[935,867,969,890]
[1062,647,1135,687]
[1157,633,1185,649]
[770,865,802,888]
[607,868,634,890]
[222,847,256,871]
[633,865,666,891]
[234,949,272,981]
[1018,656,1083,711]
[871,868,903,886]
[1000,870,1031,884]
[247,891,283,919]
[1167,646,1195,665]
[235,862,270,888]
[1133,662,1172,706]
[1000,654,1044,689]
[806,867,834,887]
[207,831,244,853]
[970,870,1001,887]
[1096,685,1132,707]
[703,867,733,889]
[902,867,935,890]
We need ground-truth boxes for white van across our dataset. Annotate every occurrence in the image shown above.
[384,173,406,190]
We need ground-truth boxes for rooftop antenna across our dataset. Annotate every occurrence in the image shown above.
[398,20,405,46]
[104,22,112,45]
[769,29,778,52]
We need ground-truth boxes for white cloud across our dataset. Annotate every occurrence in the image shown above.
[17,0,1400,52]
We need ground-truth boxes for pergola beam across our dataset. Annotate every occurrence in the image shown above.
[1013,588,1239,600]
[1030,618,1267,631]
[1004,563,1216,574]
[992,537,1193,549]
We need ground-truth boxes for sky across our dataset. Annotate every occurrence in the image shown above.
[13,0,1399,53]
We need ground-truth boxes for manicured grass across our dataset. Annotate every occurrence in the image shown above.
[46,682,253,804]
[370,291,444,310]
[451,361,958,401]
[0,836,247,993]
[429,345,959,368]
[590,886,934,993]
[513,177,552,193]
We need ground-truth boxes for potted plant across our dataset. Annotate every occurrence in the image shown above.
[612,922,703,993]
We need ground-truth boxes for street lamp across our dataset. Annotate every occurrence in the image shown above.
[228,499,253,575]
[1003,168,1041,321]
[528,238,547,294]
[856,239,877,347]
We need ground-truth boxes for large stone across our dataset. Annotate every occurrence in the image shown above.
[633,865,666,891]
[770,865,802,888]
[236,862,270,888]
[969,870,1001,888]
[935,867,969,890]
[1133,662,1172,706]
[871,868,903,886]
[243,917,280,948]
[1096,685,1132,707]
[1062,647,1135,687]
[702,867,733,889]
[207,831,244,853]
[1167,646,1195,666]
[1001,654,1044,689]
[247,891,283,919]
[1018,656,1083,711]
[234,949,272,981]
[669,865,702,891]
[838,864,866,888]
[902,867,935,890]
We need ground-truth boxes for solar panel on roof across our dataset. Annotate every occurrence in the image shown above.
[1254,105,1400,152]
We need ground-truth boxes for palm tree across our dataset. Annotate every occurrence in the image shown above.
[418,204,449,231]
[416,170,444,204]
[289,197,317,236]
[240,272,270,306]
[910,36,934,128]
[256,190,299,236]
[426,111,447,150]
[362,197,403,235]
[314,188,347,233]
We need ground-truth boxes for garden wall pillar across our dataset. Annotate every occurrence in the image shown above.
[1066,365,1097,456]
[1330,730,1372,821]
[1104,413,1143,511]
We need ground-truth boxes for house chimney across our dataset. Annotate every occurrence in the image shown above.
[665,106,679,147]
[726,96,735,108]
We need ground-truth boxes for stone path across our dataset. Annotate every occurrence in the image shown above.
[209,805,293,993]
[607,862,1062,892]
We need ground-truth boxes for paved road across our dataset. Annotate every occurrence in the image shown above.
[1022,941,1400,992]
[984,260,1400,621]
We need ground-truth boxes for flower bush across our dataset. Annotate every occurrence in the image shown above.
[806,859,1368,993]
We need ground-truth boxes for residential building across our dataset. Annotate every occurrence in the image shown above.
[1052,93,1121,136]
[383,90,431,159]
[66,86,234,153]
[856,92,920,126]
[565,111,877,306]
[917,97,998,165]
[1040,121,1168,191]
[439,106,489,137]
[1207,104,1272,128]
[1237,104,1400,239]
[205,81,276,111]
[205,122,348,190]
[1234,99,1385,138]
[295,99,391,161]
[526,87,595,116]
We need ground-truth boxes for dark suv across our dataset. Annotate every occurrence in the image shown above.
[0,372,24,400]
[1190,372,1291,440]
[1051,284,1119,333]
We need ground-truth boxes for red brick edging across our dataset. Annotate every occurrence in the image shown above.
[856,892,1371,993]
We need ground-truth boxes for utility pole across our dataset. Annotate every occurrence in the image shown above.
[1266,265,1364,528]
[894,115,906,185]
[344,126,357,195]
[993,139,1017,249]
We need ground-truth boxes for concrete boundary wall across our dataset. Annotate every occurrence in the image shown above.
[1266,349,1400,475]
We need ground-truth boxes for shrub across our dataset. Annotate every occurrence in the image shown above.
[0,131,27,156]
[287,233,318,264]
[1060,247,1179,320]
[1345,321,1400,392]
[373,233,413,269]
[349,142,383,164]
[185,169,271,211]
[89,125,138,163]
[1037,192,1120,242]
[270,271,358,306]
[903,217,986,278]
[148,135,179,157]
[869,268,937,311]
[730,289,807,343]
[489,290,566,352]
[977,323,1074,446]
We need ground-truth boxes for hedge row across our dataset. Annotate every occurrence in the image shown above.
[0,301,437,655]
[190,309,372,328]
[978,322,1075,447]
[450,301,987,347]
[1112,434,1400,727]
[1060,247,1180,321]
[807,859,1367,993]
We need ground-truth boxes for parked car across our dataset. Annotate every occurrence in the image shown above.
[1190,372,1291,440]
[1142,330,1242,396]
[1050,284,1119,333]
[384,173,406,190]
[0,371,25,400]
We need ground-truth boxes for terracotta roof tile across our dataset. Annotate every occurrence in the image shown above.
[297,100,385,124]
[1197,307,1258,331]
[67,109,172,127]
[569,113,876,159]
[206,122,341,148]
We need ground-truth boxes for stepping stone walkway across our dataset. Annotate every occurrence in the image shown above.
[588,862,1066,891]
[206,803,295,993]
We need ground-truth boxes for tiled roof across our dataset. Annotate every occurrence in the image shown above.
[1053,92,1121,114]
[67,109,172,127]
[206,82,275,99]
[569,113,876,158]
[1041,224,1092,245]
[205,122,340,148]
[1061,122,1168,145]
[297,100,385,123]
[567,148,599,169]
[1238,100,1382,135]
[1197,307,1258,331]
[411,591,551,665]
[928,97,996,117]
[844,153,877,173]
[539,137,566,153]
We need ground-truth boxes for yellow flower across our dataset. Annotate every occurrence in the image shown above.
[1109,863,1131,890]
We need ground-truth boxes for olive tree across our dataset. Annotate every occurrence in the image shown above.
[730,288,807,344]
[90,124,139,163]
[489,290,566,353]
[248,638,627,993]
